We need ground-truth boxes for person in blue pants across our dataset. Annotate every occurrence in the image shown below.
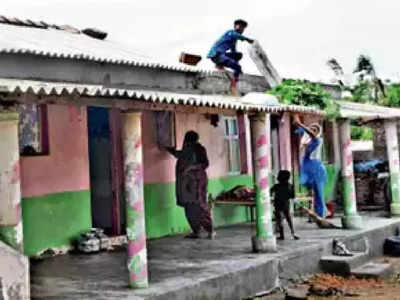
[293,115,327,218]
[207,19,254,90]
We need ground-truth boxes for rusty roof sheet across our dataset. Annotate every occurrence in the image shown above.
[337,100,400,121]
[0,78,323,115]
[0,23,211,73]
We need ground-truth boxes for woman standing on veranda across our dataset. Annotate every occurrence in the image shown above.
[166,131,215,239]
[293,115,327,218]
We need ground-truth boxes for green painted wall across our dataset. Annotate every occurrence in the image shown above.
[19,171,340,256]
[324,164,340,203]
[22,190,91,256]
[144,175,253,238]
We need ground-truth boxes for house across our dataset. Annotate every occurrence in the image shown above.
[0,17,323,294]
[3,16,400,298]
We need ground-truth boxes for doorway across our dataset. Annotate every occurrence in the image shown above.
[87,107,125,236]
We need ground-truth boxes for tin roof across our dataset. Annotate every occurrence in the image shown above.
[0,23,210,73]
[0,78,323,115]
[337,100,400,121]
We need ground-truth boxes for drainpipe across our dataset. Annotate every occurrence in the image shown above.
[338,119,363,229]
[384,120,400,217]
[0,111,23,252]
[249,113,277,253]
[121,111,148,288]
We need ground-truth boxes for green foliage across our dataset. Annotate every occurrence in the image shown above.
[350,81,373,103]
[379,83,400,107]
[267,79,339,119]
[351,126,373,141]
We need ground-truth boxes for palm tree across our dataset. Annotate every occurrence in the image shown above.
[327,58,345,88]
[353,55,385,101]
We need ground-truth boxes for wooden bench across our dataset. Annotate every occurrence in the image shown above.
[209,195,313,222]
[212,199,256,222]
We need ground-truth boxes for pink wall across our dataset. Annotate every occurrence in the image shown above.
[21,105,90,198]
[142,111,240,184]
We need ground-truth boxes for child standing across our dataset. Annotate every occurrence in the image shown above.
[271,170,299,240]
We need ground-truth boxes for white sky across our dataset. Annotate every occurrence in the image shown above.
[3,0,400,82]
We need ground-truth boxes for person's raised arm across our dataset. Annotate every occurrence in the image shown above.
[231,31,254,44]
[293,114,317,139]
[165,147,183,159]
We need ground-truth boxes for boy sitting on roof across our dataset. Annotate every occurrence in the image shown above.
[207,19,254,93]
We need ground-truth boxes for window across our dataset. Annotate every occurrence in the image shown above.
[224,117,241,174]
[18,104,49,156]
[153,111,176,148]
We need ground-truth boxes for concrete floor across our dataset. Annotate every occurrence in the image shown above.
[30,213,400,300]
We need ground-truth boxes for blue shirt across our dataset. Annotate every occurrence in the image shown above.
[207,30,247,58]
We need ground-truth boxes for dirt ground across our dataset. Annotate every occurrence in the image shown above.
[251,257,400,300]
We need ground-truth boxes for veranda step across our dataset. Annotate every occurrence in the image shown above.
[319,252,369,276]
[351,262,394,279]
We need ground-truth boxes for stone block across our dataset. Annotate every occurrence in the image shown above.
[351,263,394,279]
[285,287,308,300]
[320,252,369,276]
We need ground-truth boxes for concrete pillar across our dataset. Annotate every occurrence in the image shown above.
[329,120,341,203]
[384,120,400,216]
[0,112,23,252]
[250,113,277,253]
[279,113,292,171]
[332,121,341,172]
[121,112,148,288]
[338,119,363,229]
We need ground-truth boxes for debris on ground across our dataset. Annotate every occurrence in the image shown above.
[306,273,385,297]
[76,228,112,253]
[298,206,341,229]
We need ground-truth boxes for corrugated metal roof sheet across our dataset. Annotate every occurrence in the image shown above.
[337,100,400,121]
[0,23,211,73]
[0,78,323,115]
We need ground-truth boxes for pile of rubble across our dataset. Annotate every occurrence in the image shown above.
[306,273,384,297]
[284,273,385,299]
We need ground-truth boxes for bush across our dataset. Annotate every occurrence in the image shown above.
[267,79,339,119]
[351,126,373,140]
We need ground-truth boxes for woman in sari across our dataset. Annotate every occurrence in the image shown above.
[167,131,215,239]
[293,115,327,218]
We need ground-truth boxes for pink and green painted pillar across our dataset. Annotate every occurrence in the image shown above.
[338,119,362,229]
[384,120,400,217]
[0,111,23,252]
[122,111,148,288]
[249,113,277,253]
[279,112,292,171]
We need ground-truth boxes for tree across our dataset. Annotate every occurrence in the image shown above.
[267,79,339,119]
[353,55,385,101]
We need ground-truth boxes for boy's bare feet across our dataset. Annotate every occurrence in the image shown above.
[207,231,216,240]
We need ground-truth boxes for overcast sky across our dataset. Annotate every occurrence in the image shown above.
[3,0,400,82]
